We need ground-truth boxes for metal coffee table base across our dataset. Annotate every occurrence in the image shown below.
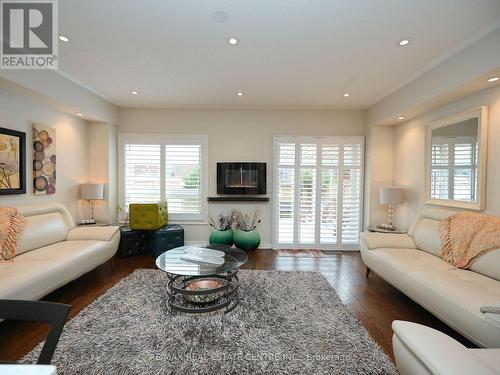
[165,269,240,314]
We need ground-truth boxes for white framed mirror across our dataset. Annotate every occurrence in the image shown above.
[425,106,488,210]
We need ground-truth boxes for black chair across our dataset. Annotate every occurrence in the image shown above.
[0,299,71,364]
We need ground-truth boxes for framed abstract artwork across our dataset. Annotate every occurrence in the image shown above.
[0,128,26,195]
[33,124,56,195]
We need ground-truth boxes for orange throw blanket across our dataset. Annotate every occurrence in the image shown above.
[0,207,27,262]
[439,212,500,268]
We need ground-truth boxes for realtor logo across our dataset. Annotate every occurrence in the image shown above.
[1,0,58,69]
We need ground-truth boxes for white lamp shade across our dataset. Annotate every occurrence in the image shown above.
[380,187,404,204]
[81,183,104,200]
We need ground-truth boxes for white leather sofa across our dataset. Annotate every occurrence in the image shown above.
[0,203,120,300]
[360,208,500,348]
[392,320,500,375]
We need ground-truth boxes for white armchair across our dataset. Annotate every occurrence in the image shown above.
[392,321,500,375]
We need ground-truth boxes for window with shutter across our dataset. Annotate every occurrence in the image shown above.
[274,136,364,250]
[120,135,208,221]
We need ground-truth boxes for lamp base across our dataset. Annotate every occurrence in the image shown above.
[80,219,97,225]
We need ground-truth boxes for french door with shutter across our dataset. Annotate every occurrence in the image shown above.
[273,136,364,250]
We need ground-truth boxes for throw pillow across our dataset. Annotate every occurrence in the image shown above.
[0,207,27,262]
[480,304,500,314]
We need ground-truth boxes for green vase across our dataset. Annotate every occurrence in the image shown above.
[209,228,234,246]
[233,228,260,251]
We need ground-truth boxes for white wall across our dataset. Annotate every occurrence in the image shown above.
[0,78,90,220]
[366,25,500,126]
[119,108,365,246]
[88,122,118,223]
[364,124,395,227]
[0,70,119,124]
[363,25,500,227]
[393,84,500,229]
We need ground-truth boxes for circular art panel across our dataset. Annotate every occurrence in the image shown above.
[32,125,56,195]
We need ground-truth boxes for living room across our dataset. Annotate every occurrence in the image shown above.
[1,1,500,374]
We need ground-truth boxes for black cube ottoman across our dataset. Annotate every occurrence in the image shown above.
[149,224,185,257]
[117,227,149,258]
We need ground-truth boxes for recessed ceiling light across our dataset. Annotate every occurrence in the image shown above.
[397,116,405,120]
[59,35,69,42]
[487,76,499,83]
[343,93,350,97]
[76,113,83,117]
[130,90,139,95]
[399,39,410,46]
[228,37,239,45]
[237,92,244,96]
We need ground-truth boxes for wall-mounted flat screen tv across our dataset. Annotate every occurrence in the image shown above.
[217,162,266,195]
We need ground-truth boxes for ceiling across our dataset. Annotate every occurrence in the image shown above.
[58,0,500,109]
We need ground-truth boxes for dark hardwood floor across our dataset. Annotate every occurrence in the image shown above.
[0,250,474,364]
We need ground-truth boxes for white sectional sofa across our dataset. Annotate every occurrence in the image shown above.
[0,203,120,300]
[392,320,500,375]
[360,208,500,348]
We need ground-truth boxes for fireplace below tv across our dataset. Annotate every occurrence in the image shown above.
[217,162,266,195]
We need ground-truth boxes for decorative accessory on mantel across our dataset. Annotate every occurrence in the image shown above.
[80,183,104,225]
[0,206,27,261]
[439,212,500,268]
[379,187,404,230]
[23,269,397,374]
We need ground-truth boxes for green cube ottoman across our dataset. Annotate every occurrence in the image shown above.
[129,202,168,230]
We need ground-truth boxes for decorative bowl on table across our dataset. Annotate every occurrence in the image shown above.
[185,278,225,304]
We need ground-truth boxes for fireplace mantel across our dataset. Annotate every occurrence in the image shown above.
[207,196,269,203]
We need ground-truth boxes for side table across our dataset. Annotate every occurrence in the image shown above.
[366,226,406,234]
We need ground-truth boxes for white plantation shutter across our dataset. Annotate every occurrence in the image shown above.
[342,144,362,244]
[124,144,161,208]
[453,143,475,201]
[165,144,201,215]
[277,143,295,243]
[299,144,317,243]
[320,145,339,244]
[277,167,295,243]
[299,168,316,243]
[431,143,450,199]
[121,136,207,221]
[274,136,364,250]
[431,136,477,202]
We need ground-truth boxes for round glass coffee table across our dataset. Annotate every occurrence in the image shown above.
[155,245,248,314]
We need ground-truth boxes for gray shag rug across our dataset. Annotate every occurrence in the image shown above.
[25,269,397,374]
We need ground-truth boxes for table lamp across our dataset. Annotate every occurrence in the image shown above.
[379,187,404,230]
[80,183,104,224]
